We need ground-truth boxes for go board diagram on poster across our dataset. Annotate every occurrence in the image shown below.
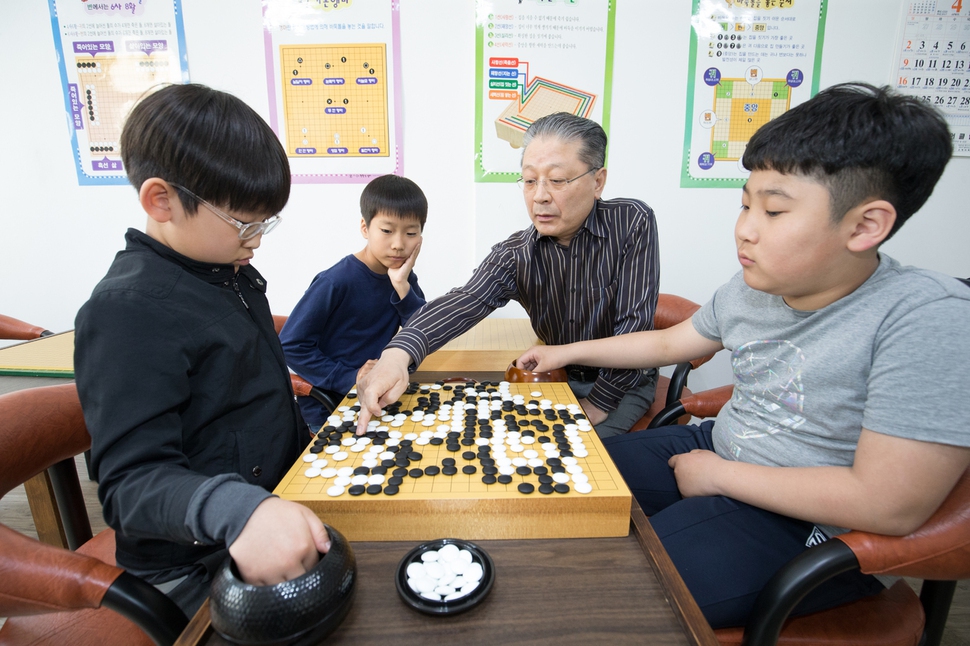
[263,0,403,184]
[48,0,189,186]
[474,0,616,182]
[682,0,827,188]
[892,1,970,157]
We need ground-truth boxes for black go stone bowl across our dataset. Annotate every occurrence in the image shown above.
[209,524,356,646]
[395,538,495,615]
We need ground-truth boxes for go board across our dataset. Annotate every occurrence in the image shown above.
[274,380,632,541]
[279,43,389,158]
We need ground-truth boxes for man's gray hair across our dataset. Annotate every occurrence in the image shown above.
[521,112,607,170]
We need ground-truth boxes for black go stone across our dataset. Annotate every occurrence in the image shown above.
[517,482,535,494]
[482,474,497,485]
[462,465,477,475]
[551,465,567,474]
[497,475,513,485]
[446,444,461,452]
[482,466,498,476]
[533,466,548,475]
[554,484,570,494]
[442,458,456,467]
[430,437,443,445]
[538,483,555,495]
[381,459,396,468]
[462,451,476,460]
[372,466,387,475]
[366,484,382,495]
[353,466,370,475]
[393,467,408,477]
[384,485,399,495]
[408,452,423,461]
[424,466,440,476]
[348,485,366,496]
[442,465,458,476]
[388,476,404,486]
[515,466,532,476]
[408,468,424,479]
[538,475,554,485]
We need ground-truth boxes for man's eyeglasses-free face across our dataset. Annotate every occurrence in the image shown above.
[516,167,600,193]
[169,183,282,240]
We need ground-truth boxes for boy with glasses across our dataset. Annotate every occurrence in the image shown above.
[74,83,330,616]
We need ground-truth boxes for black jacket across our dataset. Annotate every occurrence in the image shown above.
[75,229,305,577]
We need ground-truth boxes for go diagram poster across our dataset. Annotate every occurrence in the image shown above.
[263,0,403,184]
[682,0,826,188]
[48,0,189,186]
[475,0,616,182]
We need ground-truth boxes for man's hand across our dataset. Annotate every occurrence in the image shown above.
[388,240,422,300]
[578,398,609,426]
[668,449,728,498]
[355,359,379,385]
[355,348,412,434]
[229,497,331,586]
[515,345,571,372]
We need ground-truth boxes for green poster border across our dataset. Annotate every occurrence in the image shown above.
[680,0,827,189]
[474,1,617,183]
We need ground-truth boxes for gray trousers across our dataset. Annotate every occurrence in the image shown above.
[569,369,657,438]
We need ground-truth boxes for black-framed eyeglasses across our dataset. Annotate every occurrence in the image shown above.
[169,183,282,240]
[516,167,600,193]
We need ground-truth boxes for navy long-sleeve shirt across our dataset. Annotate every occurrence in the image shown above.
[281,254,425,424]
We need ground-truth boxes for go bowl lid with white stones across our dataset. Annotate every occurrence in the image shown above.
[395,538,495,615]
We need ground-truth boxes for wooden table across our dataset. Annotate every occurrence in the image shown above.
[412,318,538,383]
[175,502,718,646]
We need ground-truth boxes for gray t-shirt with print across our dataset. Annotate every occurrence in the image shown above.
[692,254,970,536]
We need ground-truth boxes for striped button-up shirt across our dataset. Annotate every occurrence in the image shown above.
[388,197,660,412]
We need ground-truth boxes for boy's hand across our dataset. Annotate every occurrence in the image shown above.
[355,348,412,434]
[668,449,726,498]
[229,497,331,586]
[388,240,422,299]
[515,345,569,372]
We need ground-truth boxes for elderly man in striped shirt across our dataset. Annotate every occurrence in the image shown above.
[356,112,660,438]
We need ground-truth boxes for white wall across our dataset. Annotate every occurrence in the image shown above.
[2,1,967,391]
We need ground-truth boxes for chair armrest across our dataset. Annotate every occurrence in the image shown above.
[666,362,693,407]
[102,571,188,646]
[0,314,51,340]
[289,375,339,414]
[742,538,860,646]
[647,384,734,429]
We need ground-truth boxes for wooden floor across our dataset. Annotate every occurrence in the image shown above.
[1,457,968,644]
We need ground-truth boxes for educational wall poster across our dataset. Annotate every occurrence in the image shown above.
[892,1,970,157]
[474,0,616,182]
[48,0,189,186]
[263,0,403,184]
[681,0,826,188]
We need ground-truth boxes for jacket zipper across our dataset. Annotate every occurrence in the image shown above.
[231,275,249,310]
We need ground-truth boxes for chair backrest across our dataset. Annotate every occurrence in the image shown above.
[272,314,287,335]
[838,468,970,580]
[0,314,51,341]
[0,383,90,498]
[0,384,124,617]
[655,294,716,371]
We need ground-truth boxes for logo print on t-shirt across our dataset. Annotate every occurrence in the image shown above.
[726,339,806,439]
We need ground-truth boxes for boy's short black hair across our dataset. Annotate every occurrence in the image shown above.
[359,175,428,228]
[742,82,952,240]
[121,83,290,217]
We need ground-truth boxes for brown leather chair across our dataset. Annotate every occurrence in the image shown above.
[0,314,53,340]
[717,468,970,646]
[639,378,966,646]
[0,384,188,646]
[272,315,339,420]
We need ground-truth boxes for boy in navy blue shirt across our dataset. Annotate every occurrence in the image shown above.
[281,175,427,427]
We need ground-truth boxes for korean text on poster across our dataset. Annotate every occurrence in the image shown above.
[893,1,970,156]
[475,0,616,182]
[263,0,403,184]
[682,0,827,188]
[48,0,189,186]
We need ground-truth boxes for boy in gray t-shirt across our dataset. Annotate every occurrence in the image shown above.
[515,83,970,628]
